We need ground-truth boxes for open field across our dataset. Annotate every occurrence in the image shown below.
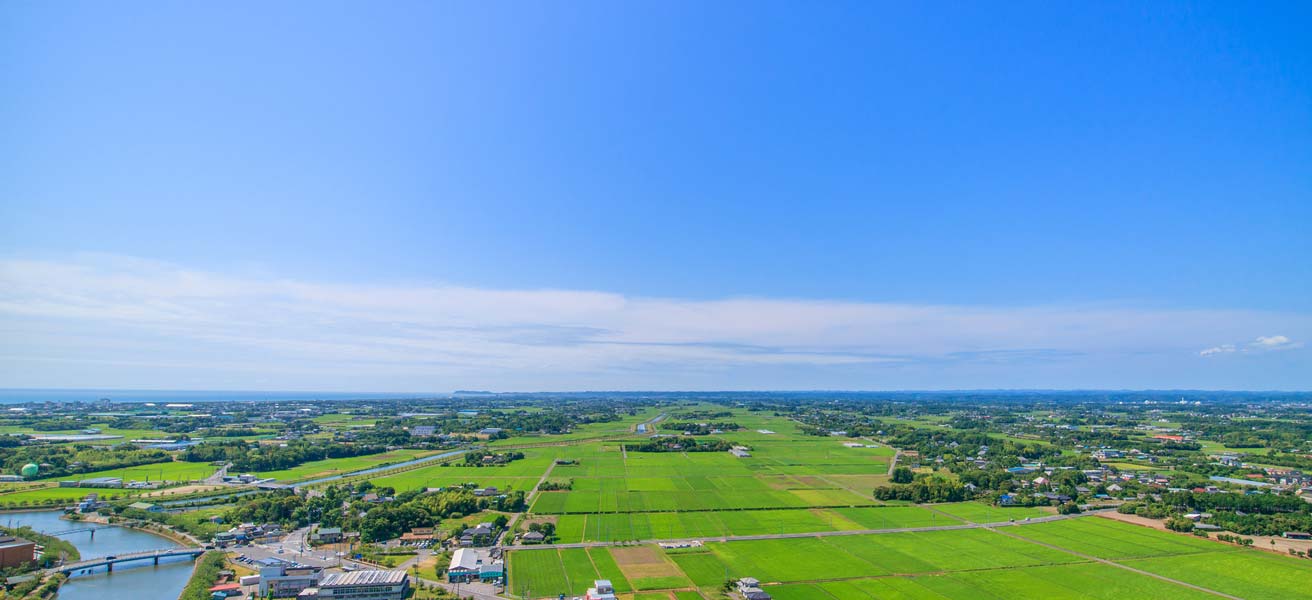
[57,460,218,483]
[0,484,138,505]
[549,505,954,542]
[924,501,1052,523]
[370,447,558,492]
[254,449,441,482]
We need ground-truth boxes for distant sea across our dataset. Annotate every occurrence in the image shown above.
[0,388,441,404]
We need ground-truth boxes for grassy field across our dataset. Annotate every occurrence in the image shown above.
[0,484,139,506]
[59,460,217,483]
[254,449,441,482]
[924,501,1051,523]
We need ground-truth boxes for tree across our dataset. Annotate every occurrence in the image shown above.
[891,467,914,484]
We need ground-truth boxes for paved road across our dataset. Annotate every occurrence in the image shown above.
[511,510,1113,551]
[204,462,232,485]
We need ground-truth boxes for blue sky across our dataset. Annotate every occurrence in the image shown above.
[1,2,1309,391]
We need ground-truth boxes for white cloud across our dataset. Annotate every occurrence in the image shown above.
[1251,335,1298,350]
[1199,335,1302,357]
[1,254,1309,390]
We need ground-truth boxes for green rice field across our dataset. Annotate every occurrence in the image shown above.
[508,515,1312,600]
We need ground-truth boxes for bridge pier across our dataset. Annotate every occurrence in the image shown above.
[154,556,159,565]
[106,562,112,572]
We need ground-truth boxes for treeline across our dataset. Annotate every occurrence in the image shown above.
[629,438,736,453]
[463,451,525,466]
[220,483,526,543]
[872,477,973,503]
[661,422,741,435]
[180,439,388,472]
[177,552,228,600]
[1123,491,1312,537]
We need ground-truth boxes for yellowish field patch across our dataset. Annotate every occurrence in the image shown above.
[610,546,681,579]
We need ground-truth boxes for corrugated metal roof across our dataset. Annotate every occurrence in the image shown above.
[320,570,406,587]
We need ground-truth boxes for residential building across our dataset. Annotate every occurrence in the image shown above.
[521,531,545,544]
[409,426,437,437]
[585,580,617,600]
[311,527,343,544]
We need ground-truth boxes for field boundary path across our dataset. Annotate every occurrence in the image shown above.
[503,459,561,543]
[988,525,1243,599]
[511,510,1105,551]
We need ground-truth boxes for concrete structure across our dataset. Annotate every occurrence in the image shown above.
[0,536,36,569]
[301,570,409,600]
[259,565,322,597]
[127,501,163,512]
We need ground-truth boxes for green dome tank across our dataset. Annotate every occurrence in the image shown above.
[20,463,39,478]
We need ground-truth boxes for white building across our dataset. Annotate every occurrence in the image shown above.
[585,579,617,600]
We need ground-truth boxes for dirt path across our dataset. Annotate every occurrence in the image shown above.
[989,525,1242,599]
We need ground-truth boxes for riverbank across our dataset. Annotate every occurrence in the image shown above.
[175,551,226,600]
[1,509,201,600]
[73,512,202,547]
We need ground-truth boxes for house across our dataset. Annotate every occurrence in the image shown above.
[742,589,773,600]
[729,446,751,458]
[311,527,343,544]
[472,487,499,497]
[409,425,437,437]
[459,523,496,546]
[1284,532,1312,540]
[585,580,617,600]
[399,527,433,543]
[446,548,504,583]
[478,428,503,436]
[997,494,1017,506]
[521,531,545,544]
[302,570,409,600]
[127,502,163,512]
[0,536,36,569]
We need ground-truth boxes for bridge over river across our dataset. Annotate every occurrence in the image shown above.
[55,548,205,575]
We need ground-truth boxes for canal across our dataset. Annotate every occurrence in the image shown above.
[2,510,194,600]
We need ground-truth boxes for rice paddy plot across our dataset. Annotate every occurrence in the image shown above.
[1121,550,1312,599]
[924,501,1049,523]
[1008,517,1223,559]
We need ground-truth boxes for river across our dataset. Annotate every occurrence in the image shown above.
[2,510,194,600]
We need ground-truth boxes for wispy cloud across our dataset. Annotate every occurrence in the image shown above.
[1,254,1309,390]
